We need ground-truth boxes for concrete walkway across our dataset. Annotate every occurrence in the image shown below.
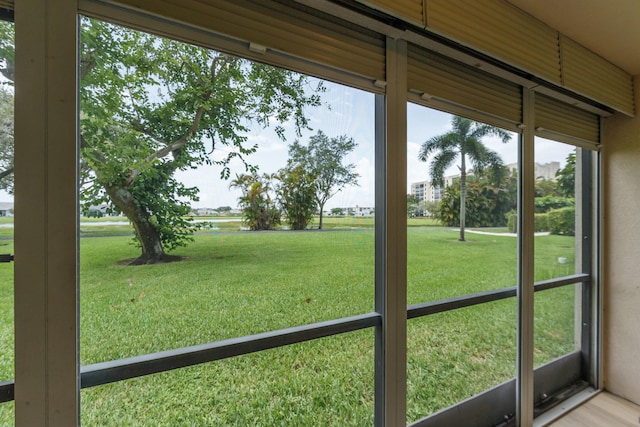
[462,229,550,237]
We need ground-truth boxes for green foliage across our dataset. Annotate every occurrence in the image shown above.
[506,210,517,233]
[556,152,576,198]
[0,20,14,83]
[535,195,574,213]
[548,206,575,236]
[287,130,359,229]
[506,211,552,234]
[128,163,200,251]
[423,200,441,218]
[535,213,550,233]
[438,178,516,228]
[0,87,13,193]
[231,173,281,230]
[74,18,322,261]
[407,194,421,217]
[534,178,559,197]
[330,207,344,216]
[276,165,317,230]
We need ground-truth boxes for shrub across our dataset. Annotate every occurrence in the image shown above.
[231,174,281,231]
[505,211,550,233]
[506,210,517,233]
[438,181,516,228]
[535,195,574,213]
[548,207,575,236]
[535,213,550,232]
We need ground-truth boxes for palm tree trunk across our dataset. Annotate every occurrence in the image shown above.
[459,153,466,241]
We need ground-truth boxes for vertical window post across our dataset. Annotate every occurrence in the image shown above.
[517,89,535,427]
[375,36,407,427]
[14,1,79,425]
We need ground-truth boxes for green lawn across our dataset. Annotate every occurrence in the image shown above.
[0,226,577,426]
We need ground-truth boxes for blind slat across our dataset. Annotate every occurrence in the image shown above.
[535,93,600,147]
[561,36,634,116]
[408,43,522,125]
[426,0,561,84]
[110,0,386,82]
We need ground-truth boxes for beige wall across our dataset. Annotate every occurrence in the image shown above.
[603,75,640,405]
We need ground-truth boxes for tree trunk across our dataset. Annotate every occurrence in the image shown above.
[459,154,466,241]
[104,184,174,265]
[318,201,325,230]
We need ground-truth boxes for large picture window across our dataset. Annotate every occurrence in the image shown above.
[78,17,377,425]
[406,104,519,423]
[6,2,604,426]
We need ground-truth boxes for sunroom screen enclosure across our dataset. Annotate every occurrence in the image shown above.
[5,0,611,426]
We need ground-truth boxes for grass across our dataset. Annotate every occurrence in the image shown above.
[0,225,577,426]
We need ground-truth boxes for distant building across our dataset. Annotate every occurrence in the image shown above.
[410,180,443,202]
[86,204,110,217]
[195,207,216,216]
[0,202,13,217]
[327,206,374,217]
[505,161,560,181]
[410,174,456,204]
[410,162,561,203]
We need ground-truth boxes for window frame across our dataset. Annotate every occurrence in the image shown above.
[7,1,602,426]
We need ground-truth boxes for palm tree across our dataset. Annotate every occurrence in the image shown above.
[419,116,511,241]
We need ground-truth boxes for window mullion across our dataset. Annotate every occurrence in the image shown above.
[517,88,536,427]
[14,0,79,425]
[375,36,407,427]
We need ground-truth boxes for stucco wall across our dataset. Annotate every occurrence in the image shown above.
[603,75,640,404]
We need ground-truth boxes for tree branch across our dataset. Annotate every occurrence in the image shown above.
[122,55,228,187]
[0,63,13,82]
[124,92,211,187]
[0,167,13,181]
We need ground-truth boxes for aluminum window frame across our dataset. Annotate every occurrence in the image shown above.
[7,1,602,426]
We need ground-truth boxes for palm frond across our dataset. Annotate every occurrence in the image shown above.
[429,149,457,187]
[469,122,512,143]
[418,133,458,162]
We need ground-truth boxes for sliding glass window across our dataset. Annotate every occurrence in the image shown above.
[78,17,377,425]
[532,136,597,409]
[406,102,519,423]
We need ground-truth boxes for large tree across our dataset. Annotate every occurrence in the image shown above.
[0,18,322,264]
[418,116,511,241]
[287,130,359,230]
[0,21,14,193]
[556,151,576,198]
[80,19,321,263]
[0,87,13,193]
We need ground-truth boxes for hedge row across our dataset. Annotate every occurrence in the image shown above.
[506,206,575,235]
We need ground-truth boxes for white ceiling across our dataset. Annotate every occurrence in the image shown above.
[508,0,640,75]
